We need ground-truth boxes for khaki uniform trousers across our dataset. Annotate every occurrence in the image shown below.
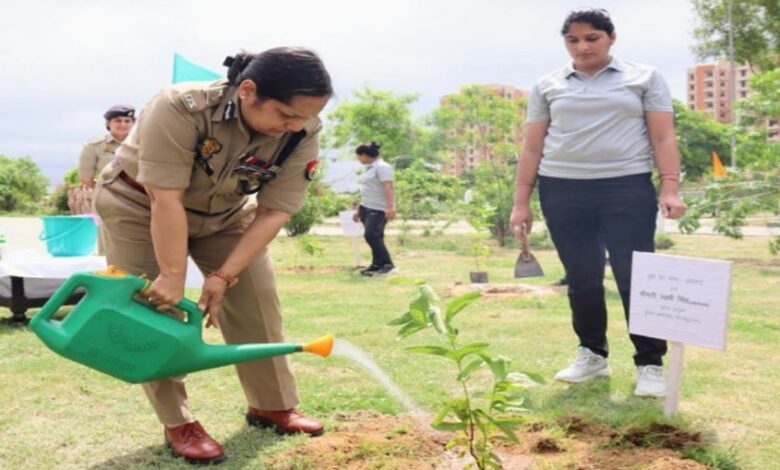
[94,180,299,426]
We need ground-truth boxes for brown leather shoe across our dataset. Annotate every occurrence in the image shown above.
[164,421,226,465]
[246,407,325,437]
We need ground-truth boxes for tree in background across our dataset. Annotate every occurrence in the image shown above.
[432,86,525,246]
[323,86,420,161]
[673,100,731,179]
[691,0,780,71]
[324,86,461,226]
[681,1,780,253]
[0,155,49,214]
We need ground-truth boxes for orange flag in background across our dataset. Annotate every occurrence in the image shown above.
[712,151,728,178]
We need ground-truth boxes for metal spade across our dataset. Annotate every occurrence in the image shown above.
[514,231,544,278]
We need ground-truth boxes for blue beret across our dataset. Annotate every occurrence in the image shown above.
[104,104,135,120]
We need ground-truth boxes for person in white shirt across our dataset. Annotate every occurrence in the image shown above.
[352,141,396,276]
[509,8,686,398]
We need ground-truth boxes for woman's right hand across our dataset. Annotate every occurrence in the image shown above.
[352,210,359,222]
[144,273,184,313]
[510,203,534,240]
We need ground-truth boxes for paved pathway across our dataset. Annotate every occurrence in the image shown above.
[2,215,778,255]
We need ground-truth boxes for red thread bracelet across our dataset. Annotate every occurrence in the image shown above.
[208,271,238,288]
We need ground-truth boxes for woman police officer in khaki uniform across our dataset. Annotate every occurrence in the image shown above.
[93,47,332,465]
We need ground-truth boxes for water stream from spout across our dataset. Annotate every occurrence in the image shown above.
[332,339,429,429]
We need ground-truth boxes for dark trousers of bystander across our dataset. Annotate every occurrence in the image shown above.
[538,172,667,366]
[358,205,393,268]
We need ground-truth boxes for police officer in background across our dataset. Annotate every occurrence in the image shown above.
[68,105,135,216]
[78,104,135,189]
[92,48,332,465]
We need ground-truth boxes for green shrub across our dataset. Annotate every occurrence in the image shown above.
[655,233,675,250]
[0,155,49,214]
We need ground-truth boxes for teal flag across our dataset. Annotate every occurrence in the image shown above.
[172,53,221,83]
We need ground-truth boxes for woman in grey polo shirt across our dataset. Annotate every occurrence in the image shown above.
[352,142,396,276]
[509,8,686,398]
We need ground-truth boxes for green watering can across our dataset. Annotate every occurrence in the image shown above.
[30,267,333,384]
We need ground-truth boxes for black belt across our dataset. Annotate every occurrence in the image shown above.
[118,171,236,217]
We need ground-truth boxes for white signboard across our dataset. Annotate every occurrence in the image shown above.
[338,210,363,238]
[629,252,731,350]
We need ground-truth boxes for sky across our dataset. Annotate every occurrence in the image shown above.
[0,0,702,189]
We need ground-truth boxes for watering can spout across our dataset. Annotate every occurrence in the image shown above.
[303,333,334,358]
[188,333,334,376]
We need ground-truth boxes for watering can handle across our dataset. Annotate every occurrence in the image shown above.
[174,297,204,328]
[135,275,203,327]
[32,273,91,324]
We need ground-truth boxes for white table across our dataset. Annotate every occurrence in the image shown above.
[0,250,204,324]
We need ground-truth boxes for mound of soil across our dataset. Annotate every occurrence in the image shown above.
[448,282,556,299]
[265,413,711,470]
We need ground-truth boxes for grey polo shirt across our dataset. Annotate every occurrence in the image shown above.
[358,159,394,211]
[527,58,673,179]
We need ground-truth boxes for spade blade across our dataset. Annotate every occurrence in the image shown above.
[514,251,544,278]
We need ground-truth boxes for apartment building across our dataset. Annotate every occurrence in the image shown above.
[440,84,528,175]
[686,59,778,139]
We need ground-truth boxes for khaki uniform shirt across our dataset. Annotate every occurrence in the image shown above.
[104,79,321,215]
[79,134,122,180]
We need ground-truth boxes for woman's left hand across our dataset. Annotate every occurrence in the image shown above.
[385,207,396,221]
[198,276,229,328]
[658,192,687,219]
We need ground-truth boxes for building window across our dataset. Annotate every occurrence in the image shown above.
[689,105,695,110]
[741,69,747,77]
[706,102,714,108]
[769,120,778,126]
[689,84,694,91]
[740,80,746,87]
[688,73,694,80]
[689,94,695,102]
[706,92,713,98]
[705,71,713,77]
[719,81,725,87]
[741,91,747,98]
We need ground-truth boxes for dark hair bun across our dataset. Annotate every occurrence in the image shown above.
[370,141,381,150]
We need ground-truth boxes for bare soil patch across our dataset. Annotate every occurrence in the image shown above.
[448,282,557,299]
[265,413,711,470]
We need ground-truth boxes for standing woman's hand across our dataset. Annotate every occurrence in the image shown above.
[385,207,396,221]
[144,274,185,313]
[352,210,359,222]
[510,203,534,239]
[658,190,687,219]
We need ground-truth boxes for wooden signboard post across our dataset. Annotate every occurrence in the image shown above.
[339,210,363,268]
[629,252,732,416]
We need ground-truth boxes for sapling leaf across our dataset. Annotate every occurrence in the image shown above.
[427,306,446,333]
[396,322,427,339]
[387,311,413,326]
[457,358,485,381]
[409,308,429,325]
[486,416,520,443]
[446,342,490,361]
[432,421,468,432]
[445,291,481,323]
[419,284,440,302]
[405,345,450,356]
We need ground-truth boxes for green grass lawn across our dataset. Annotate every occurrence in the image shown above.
[1,232,777,469]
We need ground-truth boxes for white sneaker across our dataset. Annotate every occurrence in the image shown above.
[634,365,667,398]
[554,347,611,383]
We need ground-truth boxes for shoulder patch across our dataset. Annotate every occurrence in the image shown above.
[176,88,220,114]
[87,135,106,145]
